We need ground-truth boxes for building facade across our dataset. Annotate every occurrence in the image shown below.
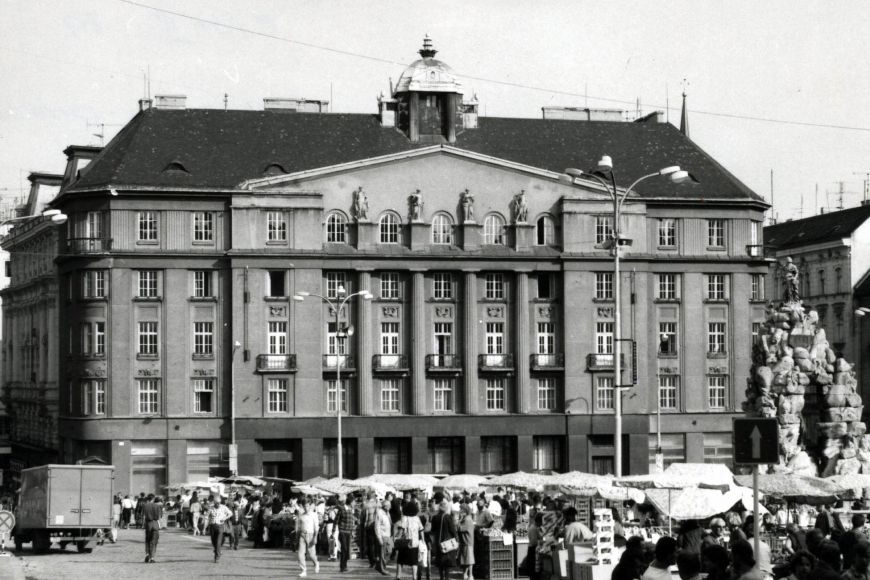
[6,40,768,493]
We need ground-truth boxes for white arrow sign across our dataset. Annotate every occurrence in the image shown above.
[750,426,762,459]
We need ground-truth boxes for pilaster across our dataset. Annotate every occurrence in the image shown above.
[516,271,530,413]
[412,271,427,415]
[464,271,479,414]
[358,271,373,416]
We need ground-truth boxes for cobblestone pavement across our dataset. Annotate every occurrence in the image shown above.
[7,527,449,579]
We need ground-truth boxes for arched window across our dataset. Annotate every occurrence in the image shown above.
[325,212,347,243]
[379,213,400,244]
[432,214,453,245]
[484,214,505,245]
[536,215,555,246]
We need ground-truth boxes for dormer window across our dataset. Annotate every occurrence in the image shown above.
[163,160,190,174]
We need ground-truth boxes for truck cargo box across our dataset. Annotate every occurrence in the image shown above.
[17,464,114,529]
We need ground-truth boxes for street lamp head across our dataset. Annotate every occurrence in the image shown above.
[295,291,310,297]
[596,155,613,172]
[857,310,866,317]
[234,340,242,348]
[41,209,62,217]
[658,166,681,176]
[337,286,347,296]
[362,292,374,300]
[50,214,68,225]
[292,295,305,301]
[669,170,697,184]
[563,168,585,181]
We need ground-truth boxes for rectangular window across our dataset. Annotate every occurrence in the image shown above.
[659,375,678,410]
[380,379,400,412]
[380,272,399,299]
[138,321,158,355]
[433,322,452,356]
[193,212,214,242]
[480,436,517,475]
[266,211,287,242]
[268,321,287,354]
[193,270,213,298]
[752,322,763,346]
[533,436,563,472]
[137,211,158,242]
[137,378,160,415]
[326,322,347,357]
[326,379,348,413]
[433,273,453,299]
[595,272,613,300]
[819,270,826,294]
[428,437,463,474]
[267,270,286,297]
[380,322,399,355]
[86,211,102,238]
[374,438,409,474]
[326,272,346,299]
[751,274,765,300]
[707,219,725,248]
[658,218,677,247]
[537,322,555,355]
[81,322,106,356]
[485,378,506,411]
[595,216,613,245]
[193,378,214,414]
[433,379,454,412]
[537,377,556,411]
[657,274,678,300]
[484,273,505,300]
[708,375,727,409]
[81,380,106,416]
[485,322,505,366]
[536,274,553,299]
[193,322,213,356]
[703,433,734,465]
[659,321,677,355]
[137,270,158,298]
[596,376,614,410]
[267,378,288,413]
[81,270,107,298]
[595,321,614,355]
[648,434,686,472]
[708,322,726,354]
[706,274,727,300]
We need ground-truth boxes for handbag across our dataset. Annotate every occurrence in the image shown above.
[437,513,459,562]
[394,516,412,551]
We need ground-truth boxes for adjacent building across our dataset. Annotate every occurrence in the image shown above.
[4,39,769,493]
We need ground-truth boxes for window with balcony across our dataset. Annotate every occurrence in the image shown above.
[658,375,678,410]
[751,274,765,301]
[266,211,287,243]
[380,322,400,368]
[483,214,505,245]
[326,212,347,243]
[193,211,214,243]
[81,270,107,299]
[707,322,727,354]
[432,214,453,245]
[595,321,614,358]
[71,211,104,251]
[484,273,505,300]
[705,274,727,301]
[326,272,346,299]
[380,379,401,412]
[380,272,400,299]
[533,436,564,471]
[433,379,454,412]
[137,211,158,243]
[658,218,677,247]
[537,377,556,411]
[137,270,159,298]
[379,213,400,244]
[536,215,556,246]
[707,219,725,248]
[595,216,613,245]
[267,378,288,413]
[193,378,214,413]
[433,273,453,300]
[193,270,213,298]
[659,321,677,355]
[137,321,158,356]
[537,322,555,356]
[193,322,213,357]
[595,272,613,300]
[81,380,106,416]
[268,321,287,355]
[433,322,453,366]
[485,378,506,411]
[708,375,727,410]
[485,322,505,367]
[596,376,614,410]
[137,379,160,415]
[657,273,678,300]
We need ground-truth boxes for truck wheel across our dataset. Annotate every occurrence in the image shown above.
[13,536,22,551]
[76,540,90,553]
[59,541,69,550]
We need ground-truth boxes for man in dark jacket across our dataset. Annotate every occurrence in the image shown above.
[142,494,163,563]
[813,540,843,580]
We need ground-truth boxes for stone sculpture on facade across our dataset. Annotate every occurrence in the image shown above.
[512,190,528,223]
[460,188,474,221]
[409,189,424,221]
[745,257,864,476]
[351,187,369,221]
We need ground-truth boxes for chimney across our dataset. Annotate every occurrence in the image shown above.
[461,94,479,129]
[153,95,187,110]
[61,145,102,190]
[139,98,153,112]
[264,98,328,112]
[378,92,397,128]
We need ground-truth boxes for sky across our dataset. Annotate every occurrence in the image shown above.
[2,0,870,221]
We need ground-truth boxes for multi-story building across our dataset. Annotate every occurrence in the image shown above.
[765,204,870,403]
[6,39,768,492]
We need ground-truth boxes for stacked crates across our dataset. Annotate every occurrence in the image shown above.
[473,529,516,580]
[592,508,614,564]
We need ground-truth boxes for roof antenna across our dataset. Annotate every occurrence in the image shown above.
[147,65,151,99]
[224,93,228,111]
[665,83,669,124]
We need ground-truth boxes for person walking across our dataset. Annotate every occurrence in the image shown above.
[456,503,475,580]
[121,494,134,529]
[134,492,146,528]
[430,499,458,580]
[229,501,243,550]
[373,500,393,576]
[336,495,358,573]
[296,499,320,577]
[395,501,424,580]
[205,496,233,563]
[142,494,163,563]
[190,493,202,535]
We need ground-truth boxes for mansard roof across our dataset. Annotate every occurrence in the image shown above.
[764,204,870,250]
[66,107,763,203]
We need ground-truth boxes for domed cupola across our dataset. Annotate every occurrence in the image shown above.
[379,36,476,144]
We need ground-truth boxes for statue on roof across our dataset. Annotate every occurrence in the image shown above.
[351,187,369,222]
[512,190,528,223]
[409,189,424,222]
[781,257,800,303]
[460,189,474,222]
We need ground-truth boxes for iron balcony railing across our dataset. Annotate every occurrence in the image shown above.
[478,353,515,371]
[530,353,565,370]
[372,354,408,372]
[67,237,111,253]
[426,354,462,370]
[586,353,625,371]
[256,354,297,372]
[322,354,355,371]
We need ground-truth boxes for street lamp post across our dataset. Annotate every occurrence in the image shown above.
[294,286,372,480]
[229,340,242,476]
[0,209,68,228]
[562,157,691,477]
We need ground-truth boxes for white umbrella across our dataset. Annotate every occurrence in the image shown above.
[436,474,490,492]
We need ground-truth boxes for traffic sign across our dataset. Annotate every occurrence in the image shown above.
[0,511,14,534]
[733,418,779,465]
